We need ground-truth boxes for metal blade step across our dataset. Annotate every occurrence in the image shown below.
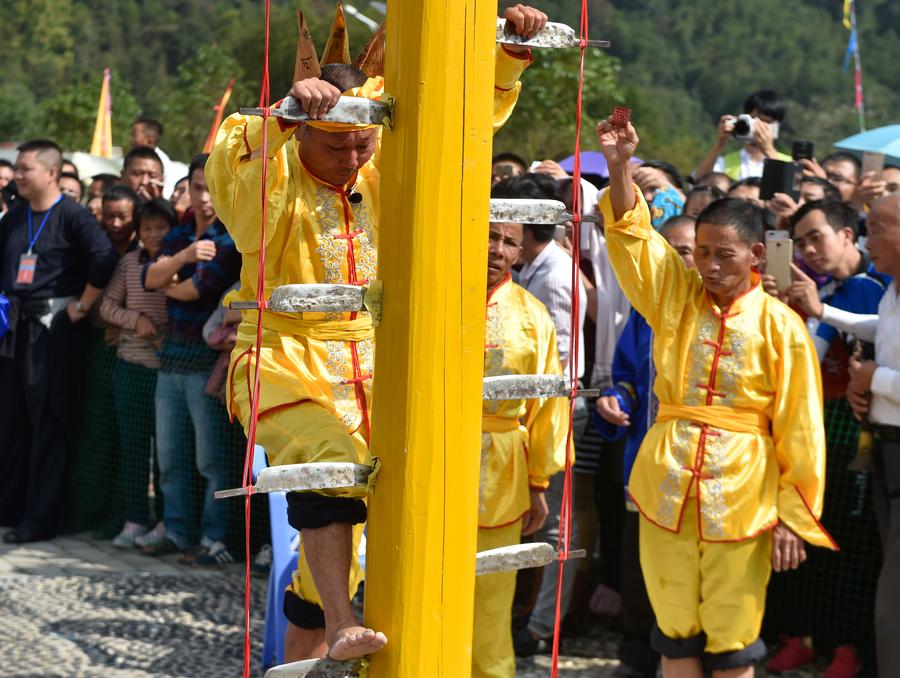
[476,542,587,576]
[482,375,599,400]
[241,96,392,127]
[496,19,610,50]
[489,198,599,225]
[215,462,372,499]
[265,657,365,678]
[230,284,366,313]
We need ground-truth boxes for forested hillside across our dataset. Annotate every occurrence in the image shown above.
[3,0,897,172]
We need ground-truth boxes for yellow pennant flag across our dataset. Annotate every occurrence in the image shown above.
[843,0,853,29]
[90,68,113,158]
[203,78,235,154]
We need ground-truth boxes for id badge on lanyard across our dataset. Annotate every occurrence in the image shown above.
[16,253,38,286]
[17,195,63,287]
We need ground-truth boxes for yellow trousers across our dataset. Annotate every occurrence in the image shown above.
[248,402,369,615]
[473,521,522,678]
[639,498,772,655]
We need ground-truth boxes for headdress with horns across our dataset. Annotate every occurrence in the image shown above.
[293,2,386,133]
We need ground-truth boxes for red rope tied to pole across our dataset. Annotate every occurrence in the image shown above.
[241,0,272,675]
[551,1,589,675]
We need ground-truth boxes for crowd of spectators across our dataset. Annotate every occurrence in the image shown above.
[0,118,246,570]
[0,84,898,676]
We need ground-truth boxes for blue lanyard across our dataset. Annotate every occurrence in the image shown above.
[26,194,64,255]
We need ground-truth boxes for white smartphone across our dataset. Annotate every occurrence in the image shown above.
[861,151,885,181]
[765,230,793,292]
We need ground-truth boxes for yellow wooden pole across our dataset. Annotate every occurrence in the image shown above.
[365,0,495,676]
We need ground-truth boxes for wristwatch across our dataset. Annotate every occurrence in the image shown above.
[75,300,86,313]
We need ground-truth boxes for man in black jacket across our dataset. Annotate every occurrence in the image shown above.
[0,139,117,543]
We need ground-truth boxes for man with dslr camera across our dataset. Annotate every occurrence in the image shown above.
[696,90,791,181]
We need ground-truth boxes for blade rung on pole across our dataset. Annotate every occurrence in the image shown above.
[475,542,587,576]
[240,96,393,127]
[495,19,610,49]
[264,657,365,678]
[215,462,372,499]
[482,375,599,400]
[489,199,599,225]
[230,284,366,313]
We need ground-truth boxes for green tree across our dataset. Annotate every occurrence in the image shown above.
[493,49,624,162]
[24,76,141,152]
[3,0,898,169]
[150,46,247,161]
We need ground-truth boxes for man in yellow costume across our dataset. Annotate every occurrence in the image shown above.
[207,4,548,663]
[475,196,570,677]
[592,115,837,678]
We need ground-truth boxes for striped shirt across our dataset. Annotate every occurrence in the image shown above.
[143,218,240,373]
[100,249,169,369]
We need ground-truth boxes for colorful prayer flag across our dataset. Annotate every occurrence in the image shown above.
[842,0,866,130]
[842,0,853,29]
[843,27,857,71]
[89,68,113,158]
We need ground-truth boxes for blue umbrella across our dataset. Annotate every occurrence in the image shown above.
[557,151,644,179]
[834,124,900,165]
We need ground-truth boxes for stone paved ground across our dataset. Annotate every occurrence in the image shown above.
[0,535,823,677]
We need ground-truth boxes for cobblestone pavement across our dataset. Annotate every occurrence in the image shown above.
[1,535,823,677]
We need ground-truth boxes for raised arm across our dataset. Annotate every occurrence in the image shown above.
[694,115,735,179]
[206,113,298,255]
[492,5,546,133]
[207,77,342,254]
[595,118,699,331]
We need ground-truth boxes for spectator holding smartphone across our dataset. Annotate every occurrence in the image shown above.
[762,199,889,673]
[803,194,900,675]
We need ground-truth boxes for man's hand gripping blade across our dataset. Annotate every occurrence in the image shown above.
[495,18,610,49]
[240,96,392,127]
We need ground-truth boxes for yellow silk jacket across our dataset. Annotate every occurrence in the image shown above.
[480,276,570,529]
[207,46,531,440]
[600,188,835,549]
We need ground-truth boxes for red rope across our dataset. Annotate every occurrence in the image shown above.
[241,0,272,675]
[550,2,589,675]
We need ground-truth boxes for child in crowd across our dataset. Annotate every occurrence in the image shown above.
[100,198,177,547]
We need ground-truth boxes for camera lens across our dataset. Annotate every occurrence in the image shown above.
[733,119,751,137]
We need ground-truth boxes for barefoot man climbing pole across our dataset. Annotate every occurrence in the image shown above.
[207,3,548,662]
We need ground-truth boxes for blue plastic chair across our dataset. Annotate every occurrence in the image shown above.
[257,447,368,670]
[255,446,300,670]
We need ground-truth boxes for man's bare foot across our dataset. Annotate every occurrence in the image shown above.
[327,620,387,661]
